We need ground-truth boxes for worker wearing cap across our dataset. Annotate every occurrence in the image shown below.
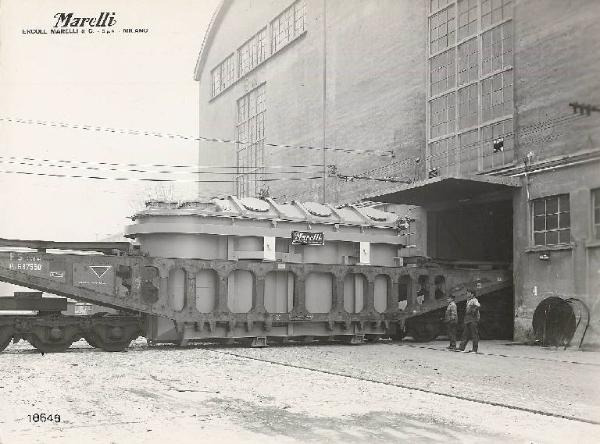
[459,288,480,353]
[444,293,458,349]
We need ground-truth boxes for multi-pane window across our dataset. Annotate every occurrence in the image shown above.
[457,38,479,86]
[430,49,455,96]
[533,195,571,246]
[481,0,512,29]
[430,5,456,54]
[427,0,513,177]
[458,0,478,41]
[430,92,456,139]
[481,118,513,169]
[271,0,306,53]
[236,85,266,197]
[459,129,479,174]
[430,0,451,12]
[239,28,267,77]
[482,22,513,75]
[211,54,235,97]
[481,70,513,122]
[429,137,457,177]
[593,189,600,240]
[458,83,478,130]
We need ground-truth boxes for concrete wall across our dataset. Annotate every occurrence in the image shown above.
[511,0,600,346]
[514,0,600,162]
[513,163,600,346]
[196,0,427,202]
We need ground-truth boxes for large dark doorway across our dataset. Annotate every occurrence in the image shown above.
[427,199,513,262]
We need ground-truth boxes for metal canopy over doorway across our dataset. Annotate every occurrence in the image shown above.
[364,174,521,207]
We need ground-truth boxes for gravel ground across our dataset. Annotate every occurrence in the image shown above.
[0,338,599,444]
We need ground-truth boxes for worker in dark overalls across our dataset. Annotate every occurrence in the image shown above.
[458,288,480,353]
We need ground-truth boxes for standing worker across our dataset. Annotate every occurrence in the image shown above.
[444,294,458,349]
[458,288,480,353]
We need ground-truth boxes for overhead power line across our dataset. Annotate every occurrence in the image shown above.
[0,169,324,184]
[0,116,394,158]
[0,156,322,177]
[0,155,323,171]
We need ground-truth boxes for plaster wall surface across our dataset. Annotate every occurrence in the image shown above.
[196,0,427,202]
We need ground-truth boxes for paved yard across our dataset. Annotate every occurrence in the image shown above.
[0,339,599,443]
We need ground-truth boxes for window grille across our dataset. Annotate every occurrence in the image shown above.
[429,137,457,177]
[481,22,513,75]
[430,49,456,96]
[430,92,456,139]
[481,70,513,122]
[239,28,267,77]
[236,85,266,197]
[532,195,571,246]
[481,0,512,29]
[457,38,479,86]
[458,0,478,41]
[458,83,479,130]
[593,189,600,240]
[481,118,513,169]
[271,0,306,53]
[430,5,456,55]
[211,54,235,97]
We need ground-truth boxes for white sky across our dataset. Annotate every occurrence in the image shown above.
[0,0,219,242]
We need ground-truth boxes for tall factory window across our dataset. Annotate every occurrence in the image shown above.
[430,48,456,96]
[532,195,571,246]
[481,70,513,123]
[238,28,267,77]
[481,118,513,169]
[427,1,513,176]
[481,22,513,75]
[271,0,306,53]
[459,129,479,174]
[457,38,478,86]
[458,83,478,130]
[430,5,456,55]
[429,136,456,177]
[430,0,451,13]
[593,189,600,239]
[481,0,512,29]
[211,54,235,97]
[457,0,478,41]
[430,92,456,139]
[236,84,266,197]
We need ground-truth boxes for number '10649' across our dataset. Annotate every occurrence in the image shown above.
[28,413,60,423]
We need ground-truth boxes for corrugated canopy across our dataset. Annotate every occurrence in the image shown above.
[364,174,521,207]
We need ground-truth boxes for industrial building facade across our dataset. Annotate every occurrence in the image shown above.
[194,0,600,346]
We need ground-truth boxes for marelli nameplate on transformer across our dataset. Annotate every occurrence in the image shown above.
[291,231,324,246]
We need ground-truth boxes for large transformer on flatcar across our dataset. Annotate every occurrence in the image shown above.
[0,197,512,352]
[125,197,414,344]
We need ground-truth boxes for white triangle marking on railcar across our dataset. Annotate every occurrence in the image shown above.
[89,265,111,279]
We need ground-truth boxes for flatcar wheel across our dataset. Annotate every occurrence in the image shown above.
[84,332,133,352]
[0,327,13,352]
[27,335,74,353]
[26,326,79,353]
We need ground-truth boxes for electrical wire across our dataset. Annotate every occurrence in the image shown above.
[0,155,324,171]
[0,157,322,177]
[0,169,324,184]
[0,116,394,157]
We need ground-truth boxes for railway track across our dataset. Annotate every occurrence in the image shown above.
[202,346,600,427]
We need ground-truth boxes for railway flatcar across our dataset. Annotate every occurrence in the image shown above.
[0,197,511,352]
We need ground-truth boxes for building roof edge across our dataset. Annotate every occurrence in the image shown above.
[193,0,233,82]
